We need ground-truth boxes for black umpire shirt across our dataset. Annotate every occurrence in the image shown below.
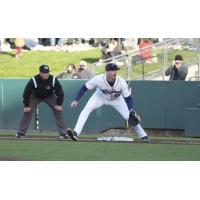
[23,74,64,107]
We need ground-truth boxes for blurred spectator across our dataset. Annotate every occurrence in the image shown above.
[39,38,51,46]
[57,38,66,46]
[6,38,15,49]
[100,38,122,60]
[24,38,38,50]
[110,38,122,57]
[57,64,78,79]
[66,38,74,45]
[50,38,56,46]
[89,38,95,46]
[15,38,24,58]
[77,60,93,79]
[165,55,188,80]
[122,38,139,52]
[0,39,11,52]
[97,38,110,47]
[0,38,3,52]
[101,45,112,60]
[138,38,153,62]
[50,38,66,46]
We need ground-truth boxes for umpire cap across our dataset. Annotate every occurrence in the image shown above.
[105,63,120,71]
[39,64,50,73]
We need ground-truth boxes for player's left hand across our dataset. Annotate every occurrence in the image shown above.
[55,105,63,111]
[128,110,141,126]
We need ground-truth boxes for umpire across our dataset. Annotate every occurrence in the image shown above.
[16,64,68,139]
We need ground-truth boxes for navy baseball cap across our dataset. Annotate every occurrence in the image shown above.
[39,64,50,73]
[105,63,120,71]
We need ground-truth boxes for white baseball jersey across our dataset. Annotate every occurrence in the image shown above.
[74,73,147,138]
[85,74,131,100]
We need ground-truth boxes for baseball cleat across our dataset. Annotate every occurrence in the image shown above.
[59,134,68,140]
[141,136,151,143]
[16,133,25,139]
[67,128,78,141]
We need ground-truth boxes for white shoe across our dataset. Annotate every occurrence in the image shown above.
[59,134,68,140]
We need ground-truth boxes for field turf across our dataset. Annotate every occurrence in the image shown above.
[0,133,200,161]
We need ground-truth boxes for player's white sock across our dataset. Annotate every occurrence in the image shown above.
[74,128,81,137]
[132,124,147,138]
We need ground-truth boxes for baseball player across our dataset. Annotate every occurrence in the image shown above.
[16,64,68,139]
[67,63,150,142]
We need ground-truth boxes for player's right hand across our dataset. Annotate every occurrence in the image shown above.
[24,107,31,112]
[71,100,78,108]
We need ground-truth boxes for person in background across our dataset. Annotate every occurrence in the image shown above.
[0,38,3,52]
[138,38,153,63]
[77,60,93,79]
[15,38,24,59]
[24,38,39,50]
[57,64,78,79]
[100,38,122,60]
[165,55,188,80]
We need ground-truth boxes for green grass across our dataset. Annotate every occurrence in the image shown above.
[0,49,101,78]
[0,140,199,161]
[0,132,200,161]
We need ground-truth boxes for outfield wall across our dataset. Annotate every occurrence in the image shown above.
[0,79,200,135]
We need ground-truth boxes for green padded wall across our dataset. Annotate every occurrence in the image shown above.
[1,78,200,134]
[195,84,200,107]
[184,108,200,136]
[1,79,35,130]
[132,81,167,128]
[165,81,198,129]
[0,80,3,128]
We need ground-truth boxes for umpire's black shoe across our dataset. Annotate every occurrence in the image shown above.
[141,136,151,143]
[67,128,78,141]
[16,133,25,139]
[59,134,68,140]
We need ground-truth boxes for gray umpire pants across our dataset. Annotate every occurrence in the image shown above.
[18,95,67,136]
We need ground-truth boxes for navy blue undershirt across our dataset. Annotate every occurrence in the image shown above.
[74,85,88,101]
[124,95,134,111]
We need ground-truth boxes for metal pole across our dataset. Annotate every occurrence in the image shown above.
[35,107,39,132]
[162,40,167,80]
[198,38,200,80]
[91,63,94,75]
[162,41,165,80]
[127,55,132,80]
[142,59,145,80]
[125,56,129,79]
